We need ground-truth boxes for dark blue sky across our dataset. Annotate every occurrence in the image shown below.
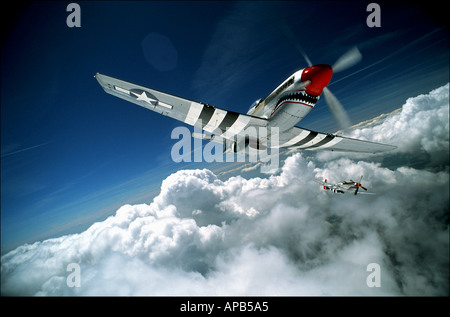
[1,1,448,253]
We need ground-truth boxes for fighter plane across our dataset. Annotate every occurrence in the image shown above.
[95,47,396,155]
[315,175,375,195]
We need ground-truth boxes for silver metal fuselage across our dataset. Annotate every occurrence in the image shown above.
[247,69,320,133]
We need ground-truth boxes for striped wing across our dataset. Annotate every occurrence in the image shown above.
[277,126,396,153]
[95,73,396,154]
[95,73,267,141]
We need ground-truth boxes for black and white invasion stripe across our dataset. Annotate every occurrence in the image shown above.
[184,102,254,139]
[278,130,342,150]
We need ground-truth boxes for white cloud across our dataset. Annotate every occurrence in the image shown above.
[322,83,449,166]
[1,84,448,296]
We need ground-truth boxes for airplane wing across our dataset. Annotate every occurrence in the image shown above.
[313,179,327,187]
[276,126,396,153]
[95,73,396,154]
[95,73,267,142]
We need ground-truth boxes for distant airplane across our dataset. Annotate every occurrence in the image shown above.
[95,47,396,155]
[315,175,375,195]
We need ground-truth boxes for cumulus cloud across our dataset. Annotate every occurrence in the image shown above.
[1,84,448,296]
[323,83,449,169]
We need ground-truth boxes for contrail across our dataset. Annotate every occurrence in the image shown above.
[329,28,442,86]
[1,141,52,158]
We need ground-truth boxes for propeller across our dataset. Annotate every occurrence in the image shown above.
[322,86,352,132]
[354,175,368,195]
[332,47,362,73]
[279,22,362,131]
[279,21,313,67]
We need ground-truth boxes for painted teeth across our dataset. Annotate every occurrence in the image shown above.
[277,91,319,106]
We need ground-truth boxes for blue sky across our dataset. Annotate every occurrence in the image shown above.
[1,1,448,253]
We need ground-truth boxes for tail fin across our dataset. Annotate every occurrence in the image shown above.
[324,179,327,190]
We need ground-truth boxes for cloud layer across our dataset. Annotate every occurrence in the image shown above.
[1,84,448,296]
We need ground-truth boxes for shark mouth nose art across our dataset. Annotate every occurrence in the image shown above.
[277,90,319,107]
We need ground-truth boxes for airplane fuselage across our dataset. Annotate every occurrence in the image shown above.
[247,65,333,133]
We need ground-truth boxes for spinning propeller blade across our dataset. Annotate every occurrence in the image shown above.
[322,86,352,130]
[280,23,362,131]
[279,21,313,67]
[332,47,362,73]
[354,176,367,195]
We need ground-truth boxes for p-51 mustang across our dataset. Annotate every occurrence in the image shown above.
[315,175,375,195]
[95,48,396,155]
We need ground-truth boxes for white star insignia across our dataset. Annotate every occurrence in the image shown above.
[132,91,157,105]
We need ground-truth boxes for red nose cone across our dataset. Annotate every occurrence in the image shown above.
[301,64,333,96]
